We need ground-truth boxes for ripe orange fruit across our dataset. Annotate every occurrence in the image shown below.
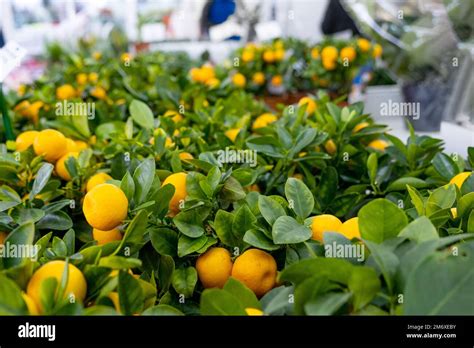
[86,172,113,192]
[92,227,123,245]
[196,247,233,288]
[324,139,337,155]
[162,172,188,215]
[232,73,246,88]
[271,75,283,86]
[338,217,361,240]
[252,72,265,85]
[357,38,371,52]
[83,184,128,230]
[179,152,194,161]
[311,214,343,242]
[298,97,317,115]
[340,46,356,62]
[27,260,87,313]
[164,110,183,123]
[321,46,338,61]
[353,122,369,133]
[33,129,67,162]
[22,293,39,315]
[368,139,388,151]
[449,172,472,189]
[16,131,39,152]
[252,113,277,130]
[56,84,76,100]
[231,249,277,297]
[76,73,88,85]
[55,152,79,181]
[372,44,383,58]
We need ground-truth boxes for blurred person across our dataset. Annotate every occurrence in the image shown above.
[322,0,360,36]
[200,0,236,39]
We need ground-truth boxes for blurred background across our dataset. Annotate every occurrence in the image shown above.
[1,0,473,152]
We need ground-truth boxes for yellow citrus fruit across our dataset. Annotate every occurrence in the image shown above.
[252,113,277,130]
[231,249,277,297]
[311,214,343,242]
[14,100,31,117]
[451,207,458,219]
[271,75,283,86]
[225,128,241,142]
[93,227,122,245]
[76,73,88,85]
[25,101,43,124]
[311,47,320,59]
[340,46,356,62]
[33,129,67,162]
[263,50,275,63]
[200,65,215,81]
[338,217,361,240]
[274,49,285,61]
[88,72,99,83]
[372,44,383,58]
[86,172,113,192]
[357,38,371,52]
[108,292,121,313]
[322,58,337,70]
[324,139,337,155]
[22,293,39,315]
[205,77,220,88]
[93,51,102,60]
[83,184,128,230]
[164,110,183,123]
[353,122,369,133]
[27,260,87,312]
[56,84,76,100]
[232,73,246,88]
[65,138,78,153]
[55,152,79,181]
[90,86,106,100]
[179,152,194,161]
[273,40,284,49]
[190,67,205,83]
[321,46,338,61]
[16,131,39,152]
[449,172,472,189]
[162,172,188,215]
[242,49,254,63]
[246,308,264,316]
[121,52,132,63]
[298,97,317,115]
[368,139,389,151]
[196,247,233,289]
[252,72,265,85]
[0,231,8,245]
[75,140,88,151]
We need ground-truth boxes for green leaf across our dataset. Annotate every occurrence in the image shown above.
[223,277,261,309]
[99,256,142,269]
[364,240,399,293]
[142,304,184,316]
[304,292,352,315]
[118,271,144,315]
[458,192,474,218]
[200,288,247,315]
[157,255,174,295]
[432,153,459,180]
[0,275,27,314]
[220,176,246,202]
[174,209,205,238]
[36,211,73,230]
[213,210,237,247]
[359,199,408,243]
[243,229,279,251]
[272,216,312,245]
[3,222,35,268]
[280,257,354,285]
[426,184,456,214]
[171,267,197,298]
[404,241,474,315]
[285,178,314,219]
[133,157,155,205]
[114,210,148,255]
[258,195,286,226]
[386,177,428,192]
[407,185,425,216]
[260,285,294,315]
[129,99,154,129]
[347,267,381,310]
[232,204,256,246]
[398,216,439,243]
[367,153,377,185]
[177,235,207,257]
[30,163,54,200]
[11,208,45,224]
[318,166,338,209]
[151,184,174,219]
[149,227,178,256]
[120,171,135,203]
